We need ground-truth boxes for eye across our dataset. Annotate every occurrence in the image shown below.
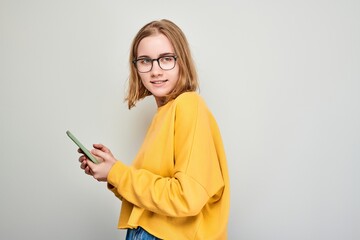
[160,56,174,63]
[138,58,152,65]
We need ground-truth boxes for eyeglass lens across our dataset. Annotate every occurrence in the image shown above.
[135,56,176,73]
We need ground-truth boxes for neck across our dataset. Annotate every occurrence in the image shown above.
[155,96,166,108]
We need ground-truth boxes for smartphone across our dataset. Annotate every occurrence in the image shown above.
[66,130,99,164]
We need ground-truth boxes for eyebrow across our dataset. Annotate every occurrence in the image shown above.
[137,52,176,59]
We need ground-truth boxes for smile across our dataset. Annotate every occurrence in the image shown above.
[150,80,168,84]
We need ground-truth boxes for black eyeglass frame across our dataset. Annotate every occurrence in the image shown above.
[132,55,178,73]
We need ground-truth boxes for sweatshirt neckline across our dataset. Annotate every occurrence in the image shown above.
[157,99,174,112]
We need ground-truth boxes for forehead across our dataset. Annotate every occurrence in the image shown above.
[137,34,175,57]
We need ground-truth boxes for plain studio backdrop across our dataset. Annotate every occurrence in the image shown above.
[0,0,359,239]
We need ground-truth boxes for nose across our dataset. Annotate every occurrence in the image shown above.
[150,59,163,76]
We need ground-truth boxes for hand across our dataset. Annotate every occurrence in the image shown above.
[85,143,117,182]
[78,148,98,176]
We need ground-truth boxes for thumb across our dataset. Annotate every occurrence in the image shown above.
[91,148,110,162]
[86,159,97,172]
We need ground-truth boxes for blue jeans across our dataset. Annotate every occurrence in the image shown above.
[125,227,161,240]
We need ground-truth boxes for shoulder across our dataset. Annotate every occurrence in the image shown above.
[173,91,210,118]
[174,91,205,108]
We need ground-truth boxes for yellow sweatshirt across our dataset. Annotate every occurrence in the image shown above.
[107,92,230,240]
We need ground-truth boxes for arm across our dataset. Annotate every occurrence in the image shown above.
[107,94,225,217]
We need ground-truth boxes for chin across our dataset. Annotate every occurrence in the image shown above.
[152,91,171,98]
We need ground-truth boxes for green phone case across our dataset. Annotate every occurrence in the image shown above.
[66,130,99,164]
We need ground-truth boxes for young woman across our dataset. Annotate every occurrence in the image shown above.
[79,19,230,240]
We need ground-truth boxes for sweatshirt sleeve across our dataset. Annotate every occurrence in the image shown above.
[107,93,225,217]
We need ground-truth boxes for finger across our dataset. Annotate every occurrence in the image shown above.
[93,143,111,153]
[80,160,88,170]
[77,148,84,154]
[86,159,97,172]
[79,155,87,163]
[85,166,93,175]
[91,148,111,162]
[94,155,104,164]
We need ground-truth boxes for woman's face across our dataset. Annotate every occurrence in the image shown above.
[136,34,180,107]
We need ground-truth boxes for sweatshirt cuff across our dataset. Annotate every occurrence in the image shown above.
[107,161,128,188]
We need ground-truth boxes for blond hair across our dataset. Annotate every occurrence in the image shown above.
[126,19,198,109]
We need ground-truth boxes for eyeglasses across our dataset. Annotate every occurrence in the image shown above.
[133,55,177,73]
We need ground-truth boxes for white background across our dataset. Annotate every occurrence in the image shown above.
[1,0,359,239]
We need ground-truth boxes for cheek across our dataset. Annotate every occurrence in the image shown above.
[140,78,147,87]
[138,72,145,79]
[172,66,180,80]
[139,73,148,83]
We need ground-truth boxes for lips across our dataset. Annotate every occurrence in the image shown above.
[150,80,168,84]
